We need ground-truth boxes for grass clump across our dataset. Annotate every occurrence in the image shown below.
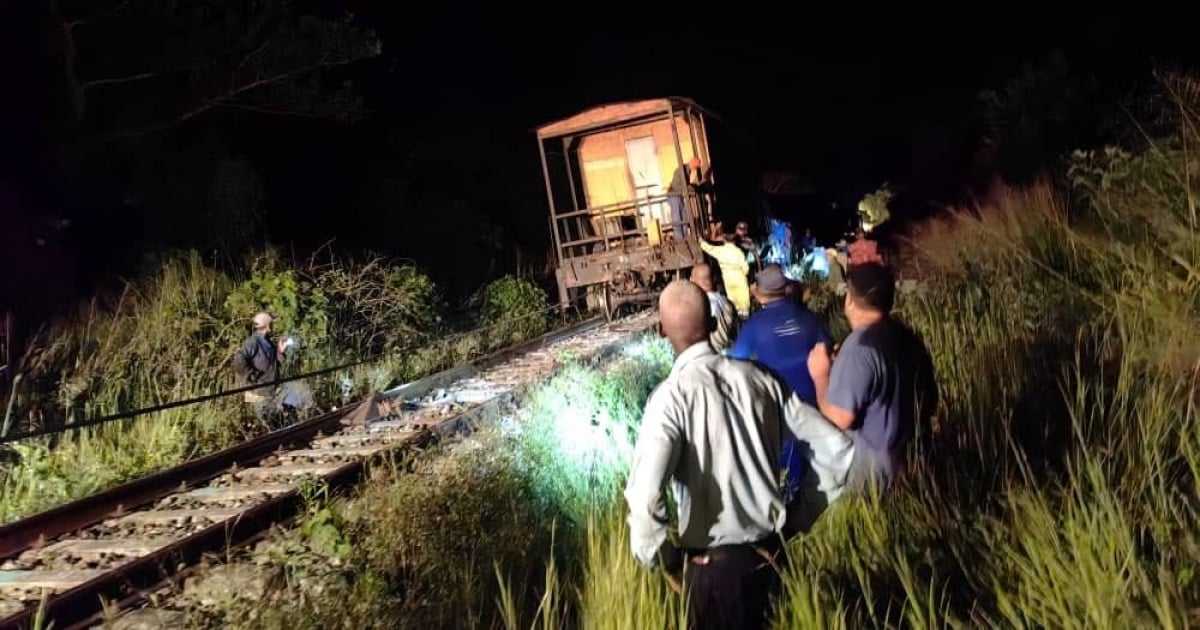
[184,334,675,629]
[221,73,1200,629]
[0,254,555,523]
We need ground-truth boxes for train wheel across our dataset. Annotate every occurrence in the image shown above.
[585,284,614,321]
[599,285,616,322]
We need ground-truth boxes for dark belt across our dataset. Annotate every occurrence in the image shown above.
[683,534,785,567]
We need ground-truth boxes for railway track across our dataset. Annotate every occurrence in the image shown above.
[0,310,657,629]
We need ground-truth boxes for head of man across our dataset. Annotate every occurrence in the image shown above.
[252,312,273,335]
[854,227,866,240]
[735,221,749,239]
[751,264,790,306]
[657,280,712,354]
[690,263,716,293]
[843,262,894,328]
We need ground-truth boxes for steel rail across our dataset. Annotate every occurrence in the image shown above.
[0,314,638,630]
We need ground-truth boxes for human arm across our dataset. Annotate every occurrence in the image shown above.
[809,340,878,431]
[710,304,737,353]
[624,389,683,569]
[778,386,855,504]
[725,319,755,361]
[234,338,262,384]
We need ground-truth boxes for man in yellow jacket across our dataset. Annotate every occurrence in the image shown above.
[700,223,751,317]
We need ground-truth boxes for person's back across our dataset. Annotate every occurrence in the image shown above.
[699,233,751,317]
[625,280,854,629]
[237,332,279,390]
[728,266,829,526]
[848,230,882,268]
[832,318,935,480]
[729,299,826,403]
[645,347,807,546]
[809,262,938,488]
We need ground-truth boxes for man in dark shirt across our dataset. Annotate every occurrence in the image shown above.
[808,263,938,489]
[727,264,831,534]
[234,312,288,425]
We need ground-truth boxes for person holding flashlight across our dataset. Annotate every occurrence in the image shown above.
[234,311,290,427]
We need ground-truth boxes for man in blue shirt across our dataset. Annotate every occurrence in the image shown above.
[808,262,938,490]
[727,264,831,534]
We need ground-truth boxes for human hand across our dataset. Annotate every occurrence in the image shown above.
[664,570,683,594]
[808,342,832,381]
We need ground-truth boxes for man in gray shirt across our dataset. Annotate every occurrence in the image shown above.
[624,280,854,629]
[808,263,937,489]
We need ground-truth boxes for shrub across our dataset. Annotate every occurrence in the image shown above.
[471,275,552,349]
[224,249,331,372]
[313,255,444,359]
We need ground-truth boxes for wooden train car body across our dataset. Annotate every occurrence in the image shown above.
[535,98,717,317]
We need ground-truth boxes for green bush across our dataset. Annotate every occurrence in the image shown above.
[314,255,444,359]
[224,249,331,372]
[471,275,552,349]
[261,76,1199,628]
[0,253,545,524]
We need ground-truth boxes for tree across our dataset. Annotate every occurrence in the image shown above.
[977,49,1138,184]
[43,0,382,260]
[49,0,382,137]
[858,183,892,230]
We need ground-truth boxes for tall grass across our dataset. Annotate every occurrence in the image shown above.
[165,75,1200,629]
[183,336,675,629]
[0,251,553,522]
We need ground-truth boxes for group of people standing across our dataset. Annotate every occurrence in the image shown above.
[624,222,937,628]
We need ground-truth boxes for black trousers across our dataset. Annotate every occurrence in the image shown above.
[683,540,785,630]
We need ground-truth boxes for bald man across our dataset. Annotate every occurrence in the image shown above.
[690,263,738,351]
[624,280,855,629]
[234,312,289,426]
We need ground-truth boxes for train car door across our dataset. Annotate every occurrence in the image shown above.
[624,136,668,228]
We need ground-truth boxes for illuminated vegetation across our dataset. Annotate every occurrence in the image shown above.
[0,255,553,522]
[183,78,1200,628]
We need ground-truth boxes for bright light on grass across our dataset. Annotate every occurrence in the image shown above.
[0,264,554,524]
[504,336,673,525]
[155,73,1200,630]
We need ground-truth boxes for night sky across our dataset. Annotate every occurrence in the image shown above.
[3,6,1199,314]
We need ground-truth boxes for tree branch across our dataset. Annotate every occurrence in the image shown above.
[95,58,356,139]
[231,39,272,90]
[65,0,131,30]
[213,102,326,118]
[79,70,162,93]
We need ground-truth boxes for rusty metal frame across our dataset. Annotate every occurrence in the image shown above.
[537,138,564,265]
[539,98,717,310]
[535,98,720,140]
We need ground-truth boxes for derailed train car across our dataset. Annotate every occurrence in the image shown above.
[535,98,718,319]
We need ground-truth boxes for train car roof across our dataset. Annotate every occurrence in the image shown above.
[535,97,719,139]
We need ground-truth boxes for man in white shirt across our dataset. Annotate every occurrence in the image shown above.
[624,280,855,629]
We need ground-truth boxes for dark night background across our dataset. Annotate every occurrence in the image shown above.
[3,5,1199,329]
